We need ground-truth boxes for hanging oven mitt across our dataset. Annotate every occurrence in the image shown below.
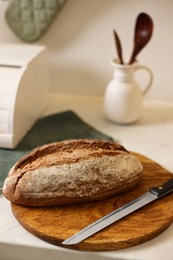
[5,0,67,42]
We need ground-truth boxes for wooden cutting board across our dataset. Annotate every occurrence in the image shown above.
[11,152,173,251]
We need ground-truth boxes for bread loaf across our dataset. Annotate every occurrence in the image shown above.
[3,139,143,206]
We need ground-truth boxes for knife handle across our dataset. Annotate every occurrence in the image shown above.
[150,178,173,198]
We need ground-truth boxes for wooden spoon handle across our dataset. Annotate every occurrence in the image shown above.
[113,30,124,64]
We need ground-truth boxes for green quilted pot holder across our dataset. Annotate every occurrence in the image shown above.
[5,0,67,42]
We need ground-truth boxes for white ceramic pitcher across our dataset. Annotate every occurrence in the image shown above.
[104,59,153,124]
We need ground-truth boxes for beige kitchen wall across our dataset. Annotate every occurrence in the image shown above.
[0,0,173,101]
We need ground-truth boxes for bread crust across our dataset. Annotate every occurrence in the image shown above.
[3,139,143,206]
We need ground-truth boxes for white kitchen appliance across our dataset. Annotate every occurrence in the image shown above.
[0,44,49,148]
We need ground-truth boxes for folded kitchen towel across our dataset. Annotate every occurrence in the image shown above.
[0,110,113,188]
[5,0,67,42]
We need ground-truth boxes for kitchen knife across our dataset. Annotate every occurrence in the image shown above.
[62,178,173,245]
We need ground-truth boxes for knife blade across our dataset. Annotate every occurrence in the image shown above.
[62,178,173,245]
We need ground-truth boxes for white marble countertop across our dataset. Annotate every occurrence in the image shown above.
[0,93,173,260]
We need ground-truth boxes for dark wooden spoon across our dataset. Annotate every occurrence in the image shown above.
[113,30,124,64]
[128,13,153,64]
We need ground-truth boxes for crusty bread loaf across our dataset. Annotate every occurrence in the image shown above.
[3,139,143,206]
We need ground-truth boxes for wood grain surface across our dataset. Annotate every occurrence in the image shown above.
[11,152,173,251]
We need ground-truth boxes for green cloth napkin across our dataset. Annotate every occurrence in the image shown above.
[0,110,113,188]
